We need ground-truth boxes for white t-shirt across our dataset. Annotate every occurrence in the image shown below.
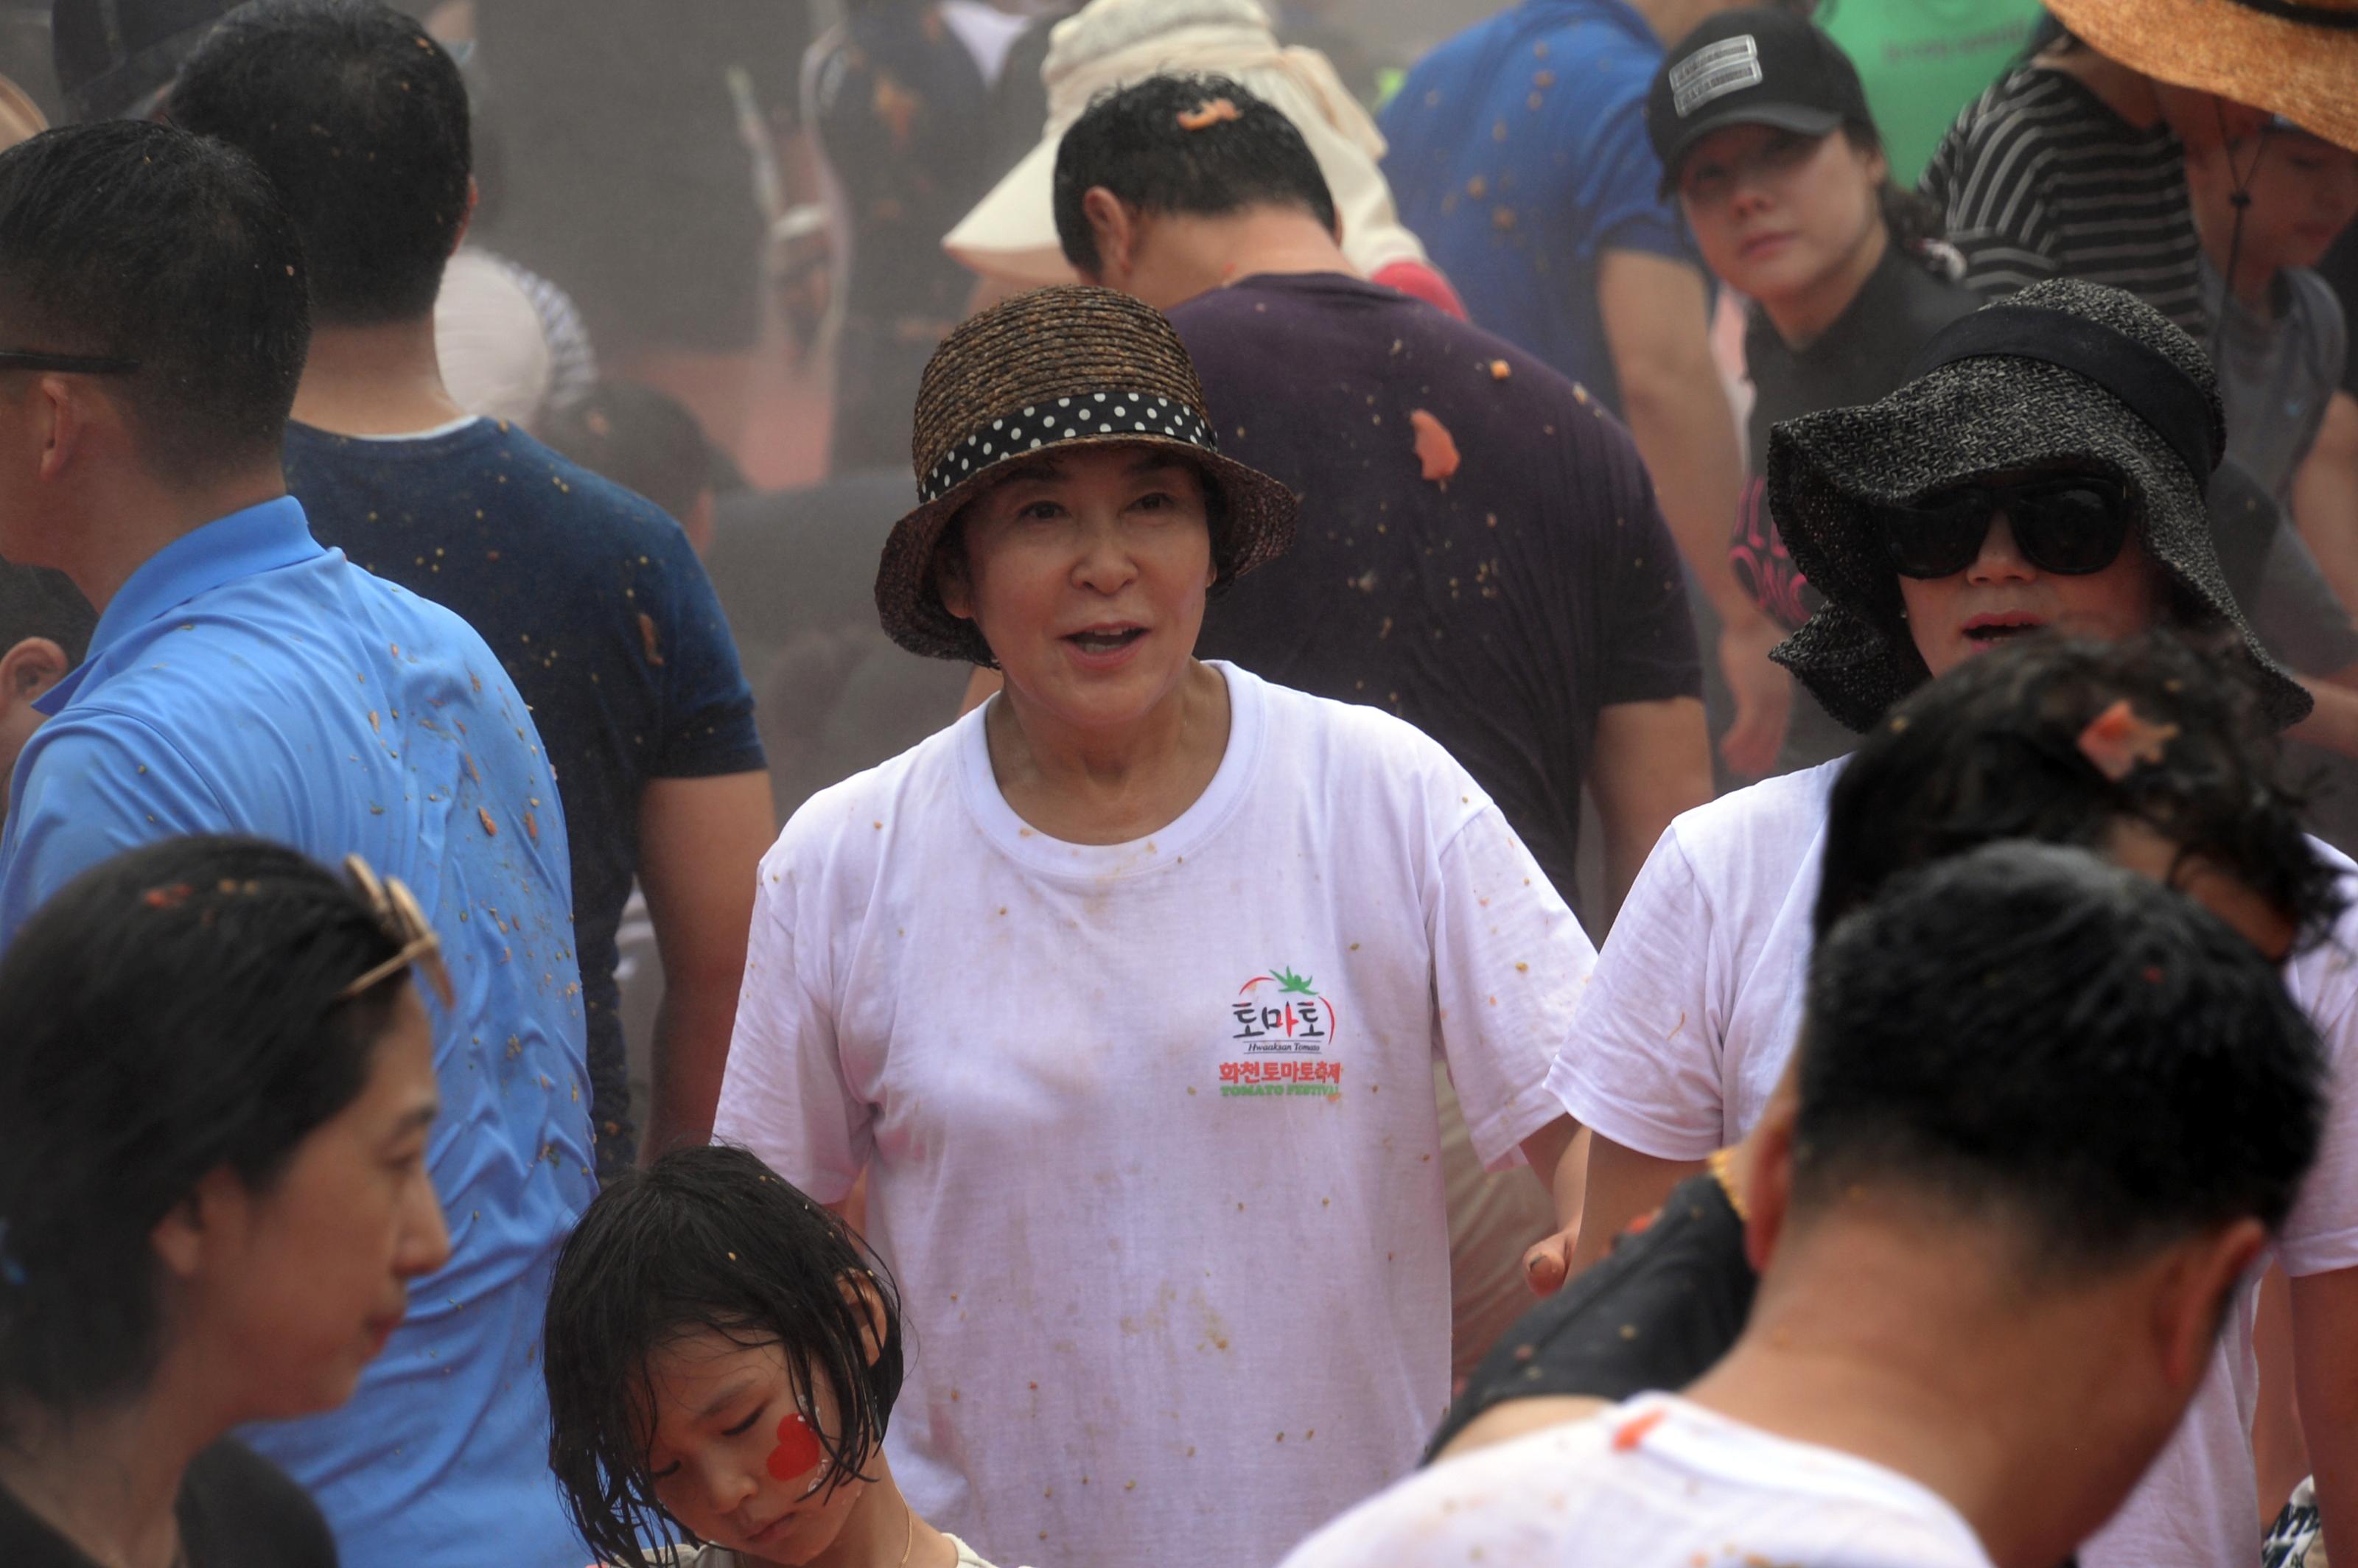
[716,663,1586,1568]
[1278,1393,1993,1568]
[1550,759,2358,1568]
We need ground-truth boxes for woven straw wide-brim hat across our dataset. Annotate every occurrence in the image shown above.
[2045,0,2358,153]
[1766,278,2310,734]
[875,284,1297,665]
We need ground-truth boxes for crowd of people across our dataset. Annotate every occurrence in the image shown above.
[0,1,2354,1568]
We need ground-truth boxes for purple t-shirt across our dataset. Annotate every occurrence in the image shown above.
[1174,271,1701,911]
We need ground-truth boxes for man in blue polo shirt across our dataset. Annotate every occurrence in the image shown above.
[0,121,592,1568]
[1381,0,1802,777]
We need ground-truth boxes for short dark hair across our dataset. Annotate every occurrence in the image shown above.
[543,1145,906,1568]
[0,563,95,663]
[540,383,716,523]
[1816,633,2343,948]
[0,120,307,484]
[1053,74,1337,277]
[168,0,471,325]
[0,836,410,1428]
[1797,841,2326,1274]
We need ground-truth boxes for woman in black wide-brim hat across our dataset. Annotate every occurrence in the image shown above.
[1550,276,2358,1568]
[710,284,1587,1568]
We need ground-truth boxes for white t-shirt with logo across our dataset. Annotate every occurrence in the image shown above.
[716,663,1586,1568]
[1550,759,2358,1568]
[1278,1393,1994,1568]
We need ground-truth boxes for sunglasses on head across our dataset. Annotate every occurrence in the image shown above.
[1876,472,2134,581]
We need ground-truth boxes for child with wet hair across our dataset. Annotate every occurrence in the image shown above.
[544,1145,1014,1568]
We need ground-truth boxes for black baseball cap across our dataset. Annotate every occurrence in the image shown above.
[1646,9,1872,192]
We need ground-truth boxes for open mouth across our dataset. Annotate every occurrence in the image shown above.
[1962,615,2046,646]
[1066,626,1146,656]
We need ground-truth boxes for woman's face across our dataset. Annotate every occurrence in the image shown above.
[939,443,1217,735]
[2186,129,2358,276]
[641,1329,869,1566]
[1678,123,1887,310]
[1898,490,2165,679]
[176,984,449,1420]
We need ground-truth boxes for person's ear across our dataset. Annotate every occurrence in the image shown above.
[2149,1218,2267,1392]
[934,529,976,622]
[0,637,69,713]
[452,175,479,256]
[1082,187,1138,284]
[838,1270,890,1368]
[35,377,85,484]
[1740,1096,1799,1275]
[150,1166,248,1283]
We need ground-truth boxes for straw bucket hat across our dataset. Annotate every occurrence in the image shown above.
[943,0,1430,288]
[1764,278,2309,733]
[2046,0,2358,152]
[873,285,1297,665]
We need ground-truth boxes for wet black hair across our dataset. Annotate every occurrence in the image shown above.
[543,1145,906,1568]
[0,836,411,1429]
[1053,73,1338,278]
[0,119,308,486]
[0,561,94,663]
[167,0,472,326]
[1797,841,2326,1273]
[540,383,716,525]
[1816,633,2343,948]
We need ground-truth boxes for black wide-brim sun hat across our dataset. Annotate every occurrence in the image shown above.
[1765,277,2311,734]
[874,284,1298,665]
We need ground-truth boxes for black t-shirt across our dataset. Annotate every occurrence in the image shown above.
[0,1440,337,1568]
[287,420,766,1172]
[1424,1172,1754,1461]
[1172,272,1703,911]
[1732,243,1980,773]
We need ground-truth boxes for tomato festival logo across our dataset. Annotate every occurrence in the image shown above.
[1220,965,1343,1097]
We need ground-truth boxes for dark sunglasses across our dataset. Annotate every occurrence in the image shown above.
[1878,473,2133,581]
[0,349,139,374]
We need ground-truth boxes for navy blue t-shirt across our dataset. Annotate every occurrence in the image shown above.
[287,419,765,1169]
[1175,272,1701,912]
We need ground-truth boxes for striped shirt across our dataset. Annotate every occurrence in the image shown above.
[1920,64,2209,336]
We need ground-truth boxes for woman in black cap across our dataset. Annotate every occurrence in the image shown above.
[1549,276,2358,1568]
[1648,7,1979,772]
[711,284,1586,1568]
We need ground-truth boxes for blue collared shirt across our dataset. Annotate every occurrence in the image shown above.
[0,497,595,1568]
[1379,0,1700,413]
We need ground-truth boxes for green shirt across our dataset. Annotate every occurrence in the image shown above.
[1818,0,2045,184]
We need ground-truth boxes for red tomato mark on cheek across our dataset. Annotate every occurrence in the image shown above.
[766,1413,823,1482]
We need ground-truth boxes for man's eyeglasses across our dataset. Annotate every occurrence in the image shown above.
[1876,473,2135,581]
[0,350,139,375]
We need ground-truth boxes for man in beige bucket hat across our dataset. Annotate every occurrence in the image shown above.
[942,0,1463,312]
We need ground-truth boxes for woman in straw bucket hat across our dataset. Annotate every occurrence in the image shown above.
[2040,0,2357,155]
[1550,277,2358,1568]
[712,284,1588,1568]
[1923,0,2357,346]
